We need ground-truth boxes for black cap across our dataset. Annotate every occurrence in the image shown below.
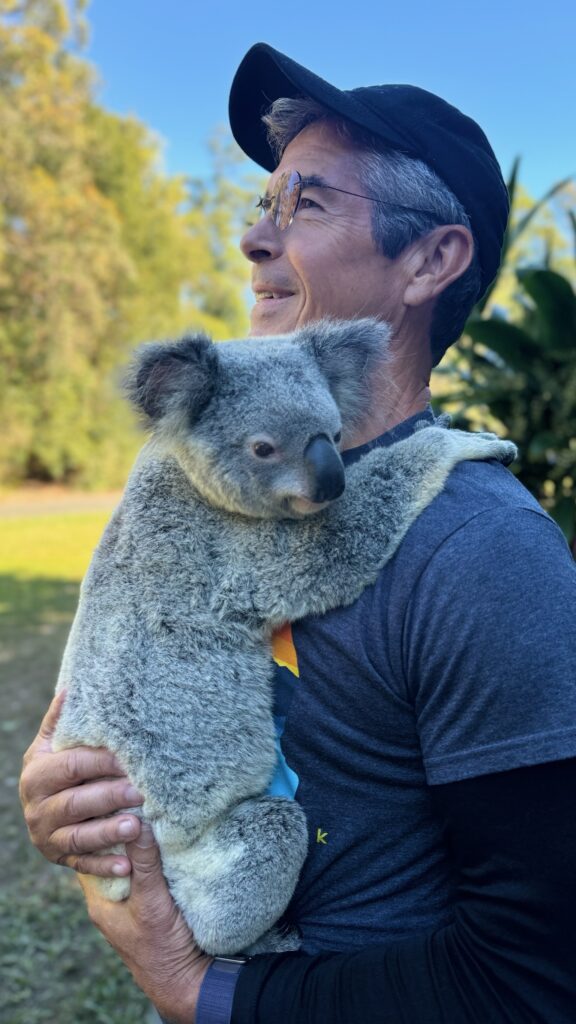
[229,43,509,300]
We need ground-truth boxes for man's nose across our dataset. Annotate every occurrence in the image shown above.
[240,216,284,263]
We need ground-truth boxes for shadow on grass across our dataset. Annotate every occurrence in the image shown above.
[0,872,150,1024]
[0,573,81,629]
[0,574,150,1023]
[0,574,80,756]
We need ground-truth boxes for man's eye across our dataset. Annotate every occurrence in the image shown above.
[298,196,321,211]
[256,196,273,214]
[253,441,276,458]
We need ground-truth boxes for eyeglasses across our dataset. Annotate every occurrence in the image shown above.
[255,169,438,230]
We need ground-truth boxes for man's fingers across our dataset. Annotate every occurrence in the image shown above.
[21,768,144,867]
[22,690,67,762]
[64,851,134,878]
[126,823,167,897]
[55,776,144,825]
[21,746,130,805]
[57,747,128,790]
[39,688,67,738]
[51,810,142,861]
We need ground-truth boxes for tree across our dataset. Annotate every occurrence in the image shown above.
[0,0,253,487]
[0,0,132,483]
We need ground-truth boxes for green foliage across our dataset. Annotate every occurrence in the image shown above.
[477,159,575,317]
[0,0,253,488]
[436,164,576,552]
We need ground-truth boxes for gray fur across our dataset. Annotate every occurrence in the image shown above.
[54,317,516,955]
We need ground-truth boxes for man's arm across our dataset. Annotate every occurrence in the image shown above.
[79,823,212,1024]
[56,755,576,1024]
[230,757,576,1024]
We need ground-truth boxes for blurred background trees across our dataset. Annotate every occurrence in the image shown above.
[0,0,253,488]
[434,162,576,553]
[0,0,574,553]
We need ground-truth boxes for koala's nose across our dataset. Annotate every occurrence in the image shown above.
[303,435,345,503]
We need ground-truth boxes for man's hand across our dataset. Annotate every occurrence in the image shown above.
[81,823,212,1024]
[19,691,144,877]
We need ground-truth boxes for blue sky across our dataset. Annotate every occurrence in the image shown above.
[86,0,575,200]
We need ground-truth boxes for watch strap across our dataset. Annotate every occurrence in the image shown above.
[196,956,248,1024]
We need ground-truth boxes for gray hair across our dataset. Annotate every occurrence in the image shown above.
[263,98,481,364]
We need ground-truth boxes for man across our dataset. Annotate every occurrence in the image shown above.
[20,44,576,1024]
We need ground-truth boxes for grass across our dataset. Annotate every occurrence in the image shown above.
[0,504,151,1024]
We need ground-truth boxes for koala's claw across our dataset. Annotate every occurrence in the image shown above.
[496,441,517,466]
[441,428,517,467]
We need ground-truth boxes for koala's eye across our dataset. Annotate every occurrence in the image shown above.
[252,441,276,459]
[333,430,342,444]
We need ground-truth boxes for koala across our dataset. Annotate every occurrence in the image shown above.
[54,318,516,956]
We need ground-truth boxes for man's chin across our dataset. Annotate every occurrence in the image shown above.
[249,296,299,336]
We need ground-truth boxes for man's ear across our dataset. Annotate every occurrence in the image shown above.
[404,225,474,306]
[124,334,219,424]
[296,317,391,428]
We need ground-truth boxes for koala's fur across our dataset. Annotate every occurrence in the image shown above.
[54,318,516,956]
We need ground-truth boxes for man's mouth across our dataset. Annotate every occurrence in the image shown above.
[254,291,294,302]
[253,286,295,302]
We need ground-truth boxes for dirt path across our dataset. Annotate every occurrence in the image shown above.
[0,486,122,517]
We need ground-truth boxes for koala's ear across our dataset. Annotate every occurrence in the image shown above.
[296,318,391,426]
[124,334,219,424]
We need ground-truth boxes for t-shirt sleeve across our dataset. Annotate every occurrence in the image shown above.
[401,505,576,784]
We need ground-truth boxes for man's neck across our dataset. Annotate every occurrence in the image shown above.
[343,372,431,451]
[343,327,433,451]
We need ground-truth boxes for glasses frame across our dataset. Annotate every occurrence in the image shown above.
[256,169,439,230]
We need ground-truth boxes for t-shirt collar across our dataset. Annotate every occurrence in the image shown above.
[341,406,436,467]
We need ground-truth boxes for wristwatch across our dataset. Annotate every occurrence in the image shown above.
[195,955,250,1024]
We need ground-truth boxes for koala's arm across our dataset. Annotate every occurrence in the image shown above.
[246,427,516,625]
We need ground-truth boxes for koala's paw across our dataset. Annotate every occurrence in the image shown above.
[244,920,302,955]
[82,843,130,901]
[447,429,517,466]
[92,874,131,901]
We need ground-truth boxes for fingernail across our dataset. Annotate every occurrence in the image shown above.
[124,785,144,804]
[118,819,138,838]
[112,861,130,875]
[134,822,156,848]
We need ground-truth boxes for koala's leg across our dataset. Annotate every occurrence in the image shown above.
[80,849,132,901]
[157,795,308,956]
[257,426,516,623]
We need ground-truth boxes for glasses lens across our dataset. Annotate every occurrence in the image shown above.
[273,170,301,230]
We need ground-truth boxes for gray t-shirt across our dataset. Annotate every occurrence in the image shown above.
[271,414,576,954]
